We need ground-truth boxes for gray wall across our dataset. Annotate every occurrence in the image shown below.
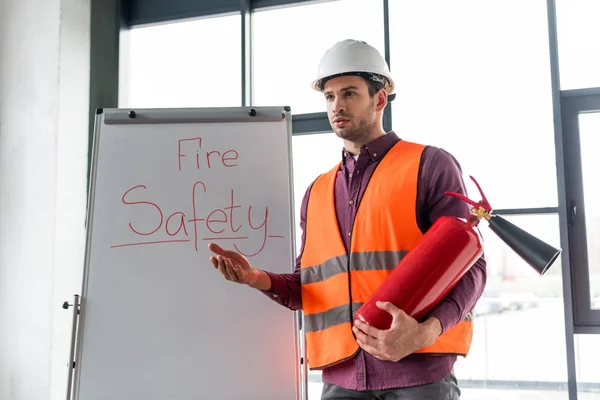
[0,0,90,398]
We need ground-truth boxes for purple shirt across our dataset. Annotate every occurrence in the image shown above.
[263,131,487,391]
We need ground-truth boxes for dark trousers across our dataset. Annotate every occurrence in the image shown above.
[321,372,461,400]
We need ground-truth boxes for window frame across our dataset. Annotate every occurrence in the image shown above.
[560,88,600,332]
[125,0,343,27]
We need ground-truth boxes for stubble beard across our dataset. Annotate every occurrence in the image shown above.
[332,100,377,144]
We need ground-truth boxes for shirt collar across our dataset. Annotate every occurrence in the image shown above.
[341,131,400,163]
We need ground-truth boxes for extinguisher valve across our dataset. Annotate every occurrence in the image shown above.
[445,176,493,225]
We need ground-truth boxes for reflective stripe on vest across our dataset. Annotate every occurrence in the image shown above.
[301,140,473,370]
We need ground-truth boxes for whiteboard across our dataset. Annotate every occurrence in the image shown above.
[73,107,301,400]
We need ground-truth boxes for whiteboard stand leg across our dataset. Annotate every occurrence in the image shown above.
[301,329,308,400]
[62,294,80,400]
[297,311,308,400]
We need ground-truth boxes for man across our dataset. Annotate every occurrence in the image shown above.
[209,39,486,399]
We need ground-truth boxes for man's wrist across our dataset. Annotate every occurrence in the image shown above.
[248,269,271,291]
[420,317,442,347]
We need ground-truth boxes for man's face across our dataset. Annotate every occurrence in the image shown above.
[323,75,377,142]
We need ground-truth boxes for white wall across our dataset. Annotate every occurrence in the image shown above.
[0,0,90,399]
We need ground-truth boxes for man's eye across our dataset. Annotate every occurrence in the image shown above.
[326,95,334,100]
[345,92,355,97]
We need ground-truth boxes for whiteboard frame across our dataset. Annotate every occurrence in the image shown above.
[70,106,306,400]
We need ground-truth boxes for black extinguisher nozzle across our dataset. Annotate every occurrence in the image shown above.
[488,215,561,275]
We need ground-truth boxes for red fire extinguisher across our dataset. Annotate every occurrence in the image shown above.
[353,176,560,330]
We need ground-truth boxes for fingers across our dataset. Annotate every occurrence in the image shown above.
[354,330,393,361]
[225,258,242,282]
[353,319,389,360]
[208,243,247,265]
[355,336,385,360]
[353,319,382,339]
[208,243,251,284]
[376,301,399,314]
[208,242,239,259]
[353,324,374,344]
[216,256,233,280]
[213,255,237,281]
[208,242,226,256]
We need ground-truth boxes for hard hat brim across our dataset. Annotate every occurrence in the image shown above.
[312,71,395,97]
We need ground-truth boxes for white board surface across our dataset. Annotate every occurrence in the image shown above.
[74,108,300,400]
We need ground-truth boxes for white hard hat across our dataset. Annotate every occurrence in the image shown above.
[312,39,395,98]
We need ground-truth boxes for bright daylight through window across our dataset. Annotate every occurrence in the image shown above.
[253,0,384,114]
[388,1,568,398]
[122,14,241,109]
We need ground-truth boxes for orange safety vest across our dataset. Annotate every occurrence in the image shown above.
[300,140,473,370]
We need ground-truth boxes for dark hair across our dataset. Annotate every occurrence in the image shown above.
[363,77,385,97]
[319,71,387,97]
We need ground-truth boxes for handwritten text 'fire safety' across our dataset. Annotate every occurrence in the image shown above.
[110,137,284,256]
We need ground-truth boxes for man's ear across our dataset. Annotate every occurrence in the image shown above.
[375,89,387,112]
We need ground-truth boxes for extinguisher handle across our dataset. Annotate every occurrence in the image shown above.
[468,175,492,211]
[445,176,493,213]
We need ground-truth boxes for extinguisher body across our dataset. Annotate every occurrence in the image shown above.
[354,216,483,330]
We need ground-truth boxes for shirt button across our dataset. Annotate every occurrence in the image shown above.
[349,173,353,178]
[272,294,279,298]
[373,153,378,157]
[347,231,352,237]
[349,200,354,205]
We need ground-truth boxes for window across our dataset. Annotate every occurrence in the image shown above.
[291,132,342,252]
[575,334,600,395]
[455,214,568,397]
[556,0,600,90]
[389,0,558,210]
[291,132,342,399]
[578,113,600,310]
[388,1,569,396]
[253,0,384,114]
[121,14,241,108]
[562,93,600,327]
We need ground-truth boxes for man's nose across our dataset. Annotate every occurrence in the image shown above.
[332,97,346,114]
